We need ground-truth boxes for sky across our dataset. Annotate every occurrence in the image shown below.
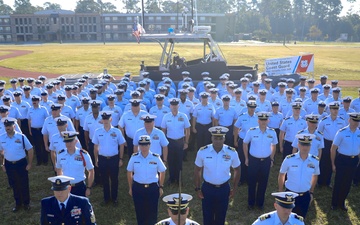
[3,0,360,16]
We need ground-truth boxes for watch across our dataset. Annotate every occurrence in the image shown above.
[195,187,201,192]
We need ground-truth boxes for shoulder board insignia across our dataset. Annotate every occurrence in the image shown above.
[284,117,290,120]
[286,153,296,159]
[155,222,170,225]
[317,130,323,135]
[58,149,65,154]
[132,152,139,156]
[311,155,319,161]
[80,149,88,154]
[227,146,236,151]
[321,116,328,121]
[339,127,346,132]
[297,129,305,134]
[339,116,344,120]
[189,223,199,225]
[199,145,208,150]
[294,214,304,222]
[250,127,256,130]
[152,153,160,157]
[259,214,271,221]
[239,113,245,116]
[269,128,275,131]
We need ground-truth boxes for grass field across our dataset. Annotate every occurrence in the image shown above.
[0,42,359,225]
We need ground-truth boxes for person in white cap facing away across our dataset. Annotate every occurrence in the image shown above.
[156,193,200,225]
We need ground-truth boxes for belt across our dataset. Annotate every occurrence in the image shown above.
[5,157,26,164]
[31,127,42,130]
[286,189,309,196]
[204,180,229,188]
[168,137,184,142]
[196,122,211,126]
[71,181,85,187]
[99,155,118,160]
[250,154,270,161]
[339,153,359,159]
[133,181,158,188]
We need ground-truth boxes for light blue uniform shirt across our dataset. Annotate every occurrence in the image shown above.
[133,127,169,155]
[123,102,147,112]
[56,148,94,184]
[114,99,129,111]
[75,107,92,127]
[127,151,166,184]
[208,98,223,109]
[292,128,324,156]
[252,211,305,225]
[0,132,32,161]
[60,105,76,119]
[230,99,247,116]
[0,120,22,135]
[192,103,215,125]
[49,133,82,154]
[195,144,240,185]
[42,115,75,141]
[11,101,31,119]
[92,127,126,156]
[303,98,321,114]
[280,152,320,192]
[27,106,49,128]
[118,110,148,138]
[178,99,194,120]
[40,100,54,113]
[244,127,278,158]
[338,107,355,125]
[279,99,293,116]
[280,117,307,142]
[65,95,81,112]
[161,112,190,139]
[234,112,258,139]
[318,116,346,140]
[256,99,272,112]
[9,106,22,119]
[83,114,102,140]
[271,92,286,103]
[149,105,170,127]
[102,105,123,127]
[350,98,360,112]
[333,126,360,156]
[268,112,283,129]
[214,107,237,126]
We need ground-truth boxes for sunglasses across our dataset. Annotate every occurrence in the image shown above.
[171,209,187,215]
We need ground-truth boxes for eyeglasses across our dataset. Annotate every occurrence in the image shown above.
[171,209,187,215]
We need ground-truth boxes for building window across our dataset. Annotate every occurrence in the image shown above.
[156,25,161,30]
[71,17,74,23]
[93,26,96,32]
[84,17,87,24]
[200,16,205,21]
[105,33,111,39]
[52,17,57,24]
[156,17,161,21]
[19,18,23,24]
[24,18,27,24]
[84,26,87,32]
[113,17,118,21]
[20,27,23,33]
[36,18,40,24]
[113,25,118,30]
[89,26,92,32]
[5,27,10,32]
[66,17,69,24]
[15,18,18,25]
[93,17,96,23]
[61,18,64,23]
[79,17,83,23]
[170,17,176,21]
[67,26,70,32]
[105,17,110,22]
[105,25,111,30]
[80,26,83,32]
[71,26,74,32]
[113,33,118,39]
[25,27,28,33]
[88,17,91,23]
[148,17,154,21]
[127,17,132,21]
[127,25,132,30]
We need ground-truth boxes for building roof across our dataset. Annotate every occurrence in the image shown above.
[34,9,75,15]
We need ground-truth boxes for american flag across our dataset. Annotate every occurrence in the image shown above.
[132,21,145,44]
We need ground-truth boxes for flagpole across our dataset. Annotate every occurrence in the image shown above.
[141,0,145,29]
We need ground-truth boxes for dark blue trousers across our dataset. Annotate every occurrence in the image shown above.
[282,140,293,159]
[99,155,119,202]
[31,128,47,164]
[318,139,333,186]
[201,181,230,225]
[247,155,271,207]
[286,189,311,218]
[167,138,184,183]
[195,123,212,148]
[70,181,86,197]
[125,136,134,157]
[88,141,100,184]
[132,181,159,225]
[237,138,249,183]
[332,154,359,207]
[5,158,30,206]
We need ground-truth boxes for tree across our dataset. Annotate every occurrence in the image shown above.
[13,0,37,14]
[75,0,101,13]
[102,2,119,13]
[145,0,162,13]
[121,0,140,13]
[0,0,13,15]
[43,2,61,10]
[308,25,322,43]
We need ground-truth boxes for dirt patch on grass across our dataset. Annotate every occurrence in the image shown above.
[0,50,60,79]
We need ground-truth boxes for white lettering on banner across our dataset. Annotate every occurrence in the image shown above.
[265,54,314,76]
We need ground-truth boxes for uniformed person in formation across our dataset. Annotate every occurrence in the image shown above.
[0,117,33,212]
[156,193,200,225]
[194,126,240,225]
[243,112,278,210]
[40,175,96,225]
[56,131,94,197]
[252,192,304,225]
[127,135,166,225]
[278,133,320,218]
[93,111,126,205]
[330,112,360,211]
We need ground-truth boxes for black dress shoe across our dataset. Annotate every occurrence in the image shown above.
[113,200,118,206]
[340,205,348,211]
[12,205,21,212]
[24,205,31,211]
[331,205,337,210]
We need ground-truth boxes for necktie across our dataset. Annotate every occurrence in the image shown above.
[60,203,65,216]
